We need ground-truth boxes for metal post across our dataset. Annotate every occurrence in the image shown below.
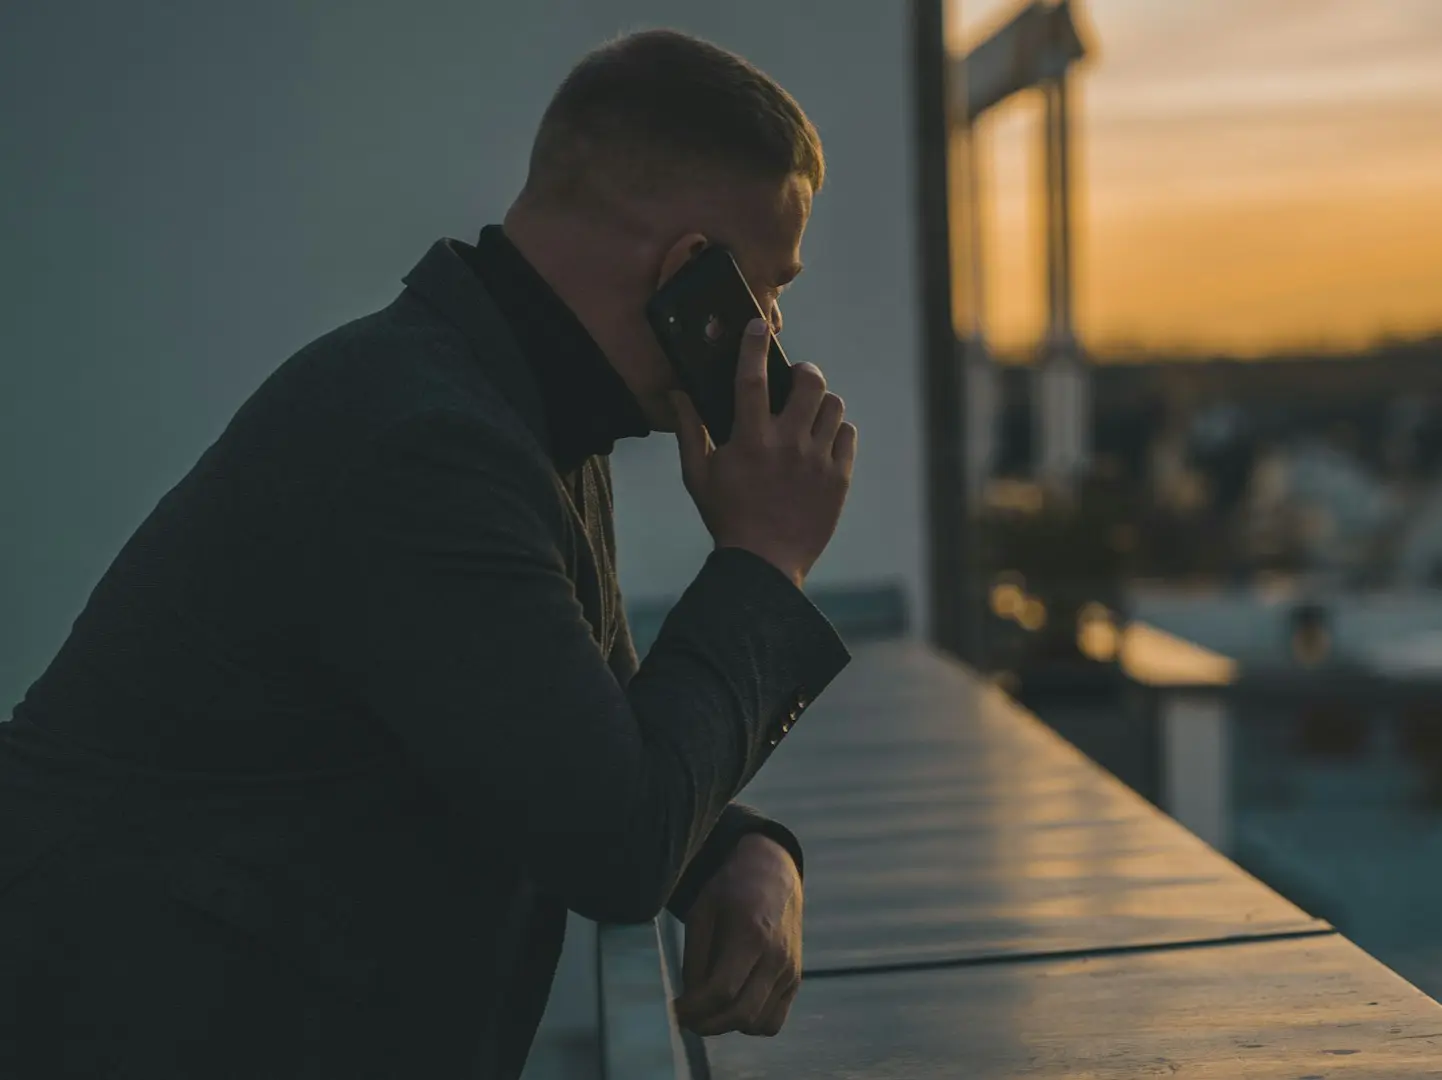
[1160,693,1233,853]
[1035,73,1088,498]
[963,123,997,513]
[1044,81,1063,356]
[1055,74,1075,340]
[912,0,975,662]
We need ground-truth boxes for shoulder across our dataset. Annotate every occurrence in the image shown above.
[358,407,552,487]
[319,406,583,582]
[235,291,553,485]
[278,292,525,433]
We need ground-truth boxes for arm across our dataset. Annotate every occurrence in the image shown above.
[307,410,848,925]
[608,601,804,921]
[665,803,802,921]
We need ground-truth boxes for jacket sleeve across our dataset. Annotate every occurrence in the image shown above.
[609,610,805,921]
[306,410,849,925]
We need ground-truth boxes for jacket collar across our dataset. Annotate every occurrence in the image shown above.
[400,238,553,454]
[462,225,651,474]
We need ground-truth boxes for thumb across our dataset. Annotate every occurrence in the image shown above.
[672,392,711,489]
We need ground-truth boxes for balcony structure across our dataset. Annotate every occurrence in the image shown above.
[527,638,1442,1078]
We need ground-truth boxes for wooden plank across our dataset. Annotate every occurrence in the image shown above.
[706,935,1442,1078]
[736,643,1323,972]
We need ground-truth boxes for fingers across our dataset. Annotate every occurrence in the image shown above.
[674,945,763,1033]
[731,319,773,441]
[672,391,711,491]
[811,392,845,446]
[742,973,800,1037]
[778,363,826,442]
[832,421,858,469]
[673,911,800,1037]
[679,902,718,999]
[682,954,780,1037]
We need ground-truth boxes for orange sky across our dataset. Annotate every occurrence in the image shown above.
[947,0,1442,356]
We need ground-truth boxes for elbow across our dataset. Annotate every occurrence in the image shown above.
[536,759,702,924]
[587,897,668,927]
[568,862,679,926]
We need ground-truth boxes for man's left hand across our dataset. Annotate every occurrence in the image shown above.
[672,833,803,1037]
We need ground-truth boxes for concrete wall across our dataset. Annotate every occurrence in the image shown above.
[0,1,925,711]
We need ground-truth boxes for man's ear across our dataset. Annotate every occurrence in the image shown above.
[656,232,709,290]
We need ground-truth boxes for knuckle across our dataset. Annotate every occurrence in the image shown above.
[695,986,727,1012]
[795,364,826,392]
[751,916,781,943]
[691,1014,727,1036]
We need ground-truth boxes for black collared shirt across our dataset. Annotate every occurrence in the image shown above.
[462,225,651,474]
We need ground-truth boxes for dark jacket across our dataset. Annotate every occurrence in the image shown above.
[0,238,850,1079]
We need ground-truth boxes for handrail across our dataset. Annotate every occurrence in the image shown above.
[595,919,693,1080]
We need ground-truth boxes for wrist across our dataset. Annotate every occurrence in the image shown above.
[736,832,788,864]
[715,542,805,590]
[735,825,804,882]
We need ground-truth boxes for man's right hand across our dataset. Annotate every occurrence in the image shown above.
[673,318,857,589]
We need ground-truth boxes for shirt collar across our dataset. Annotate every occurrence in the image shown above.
[462,224,651,473]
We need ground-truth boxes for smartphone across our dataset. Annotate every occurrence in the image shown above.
[645,245,794,445]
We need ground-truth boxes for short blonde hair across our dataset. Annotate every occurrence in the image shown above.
[524,29,824,205]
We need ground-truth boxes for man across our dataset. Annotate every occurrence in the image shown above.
[0,28,855,1080]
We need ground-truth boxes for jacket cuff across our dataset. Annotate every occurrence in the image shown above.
[680,546,852,716]
[665,804,804,921]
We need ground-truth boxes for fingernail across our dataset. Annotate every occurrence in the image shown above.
[746,318,768,337]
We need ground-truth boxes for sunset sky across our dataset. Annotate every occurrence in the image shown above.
[947,0,1442,356]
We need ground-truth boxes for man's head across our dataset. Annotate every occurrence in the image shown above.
[502,29,823,432]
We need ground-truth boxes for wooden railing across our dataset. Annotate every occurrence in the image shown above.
[582,639,1442,1078]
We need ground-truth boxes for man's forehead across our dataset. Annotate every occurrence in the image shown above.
[724,176,811,267]
[656,171,810,280]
